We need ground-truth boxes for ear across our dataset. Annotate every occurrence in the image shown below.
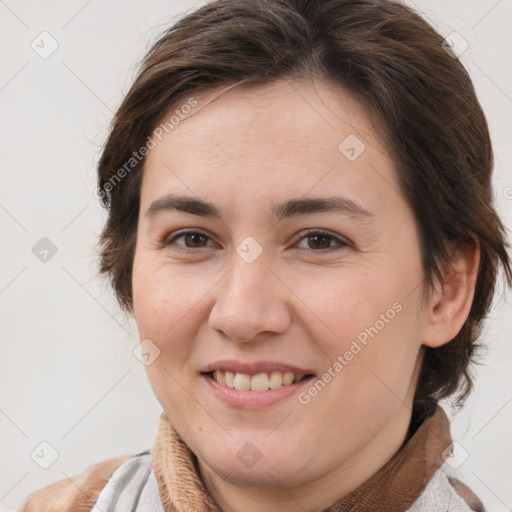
[422,241,480,348]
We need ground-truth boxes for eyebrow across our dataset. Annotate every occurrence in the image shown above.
[145,194,373,221]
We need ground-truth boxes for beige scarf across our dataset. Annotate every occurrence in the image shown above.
[18,407,483,512]
[151,407,480,511]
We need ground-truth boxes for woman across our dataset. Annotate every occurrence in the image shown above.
[18,0,511,510]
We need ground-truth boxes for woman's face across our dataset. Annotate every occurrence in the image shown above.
[132,80,430,495]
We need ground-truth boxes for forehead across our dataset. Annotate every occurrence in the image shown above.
[141,79,399,209]
[150,79,384,155]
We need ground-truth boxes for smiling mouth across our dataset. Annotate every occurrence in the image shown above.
[206,370,313,391]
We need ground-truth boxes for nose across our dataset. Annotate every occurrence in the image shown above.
[208,254,292,343]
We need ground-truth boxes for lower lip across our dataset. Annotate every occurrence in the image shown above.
[202,374,314,409]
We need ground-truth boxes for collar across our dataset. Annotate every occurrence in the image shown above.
[151,406,452,511]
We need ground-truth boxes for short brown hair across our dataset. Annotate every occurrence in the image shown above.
[96,0,511,414]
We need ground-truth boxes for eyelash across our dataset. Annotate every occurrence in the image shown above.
[160,229,349,253]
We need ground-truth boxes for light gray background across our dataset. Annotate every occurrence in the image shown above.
[1,1,511,511]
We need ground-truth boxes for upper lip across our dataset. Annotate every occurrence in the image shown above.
[201,359,315,376]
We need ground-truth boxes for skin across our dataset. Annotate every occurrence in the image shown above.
[132,79,478,512]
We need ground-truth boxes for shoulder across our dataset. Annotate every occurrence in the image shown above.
[407,467,485,512]
[17,452,148,512]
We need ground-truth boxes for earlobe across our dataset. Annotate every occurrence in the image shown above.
[422,241,480,348]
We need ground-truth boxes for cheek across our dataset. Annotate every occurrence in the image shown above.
[297,267,396,344]
[131,257,224,389]
[132,268,171,340]
[132,256,207,337]
[131,260,204,416]
[303,264,422,391]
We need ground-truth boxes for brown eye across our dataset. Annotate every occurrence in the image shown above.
[163,230,212,249]
[306,234,332,249]
[181,233,209,248]
[295,229,349,252]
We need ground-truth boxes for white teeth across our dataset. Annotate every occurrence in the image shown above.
[233,373,251,390]
[251,372,270,391]
[224,371,235,388]
[269,371,283,389]
[213,370,225,386]
[282,372,294,385]
[211,370,308,391]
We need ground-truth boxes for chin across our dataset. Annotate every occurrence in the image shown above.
[204,453,308,488]
[194,431,315,488]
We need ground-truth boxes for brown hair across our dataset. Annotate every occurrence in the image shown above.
[96,0,511,414]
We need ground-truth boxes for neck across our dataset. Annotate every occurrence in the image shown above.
[196,403,413,512]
